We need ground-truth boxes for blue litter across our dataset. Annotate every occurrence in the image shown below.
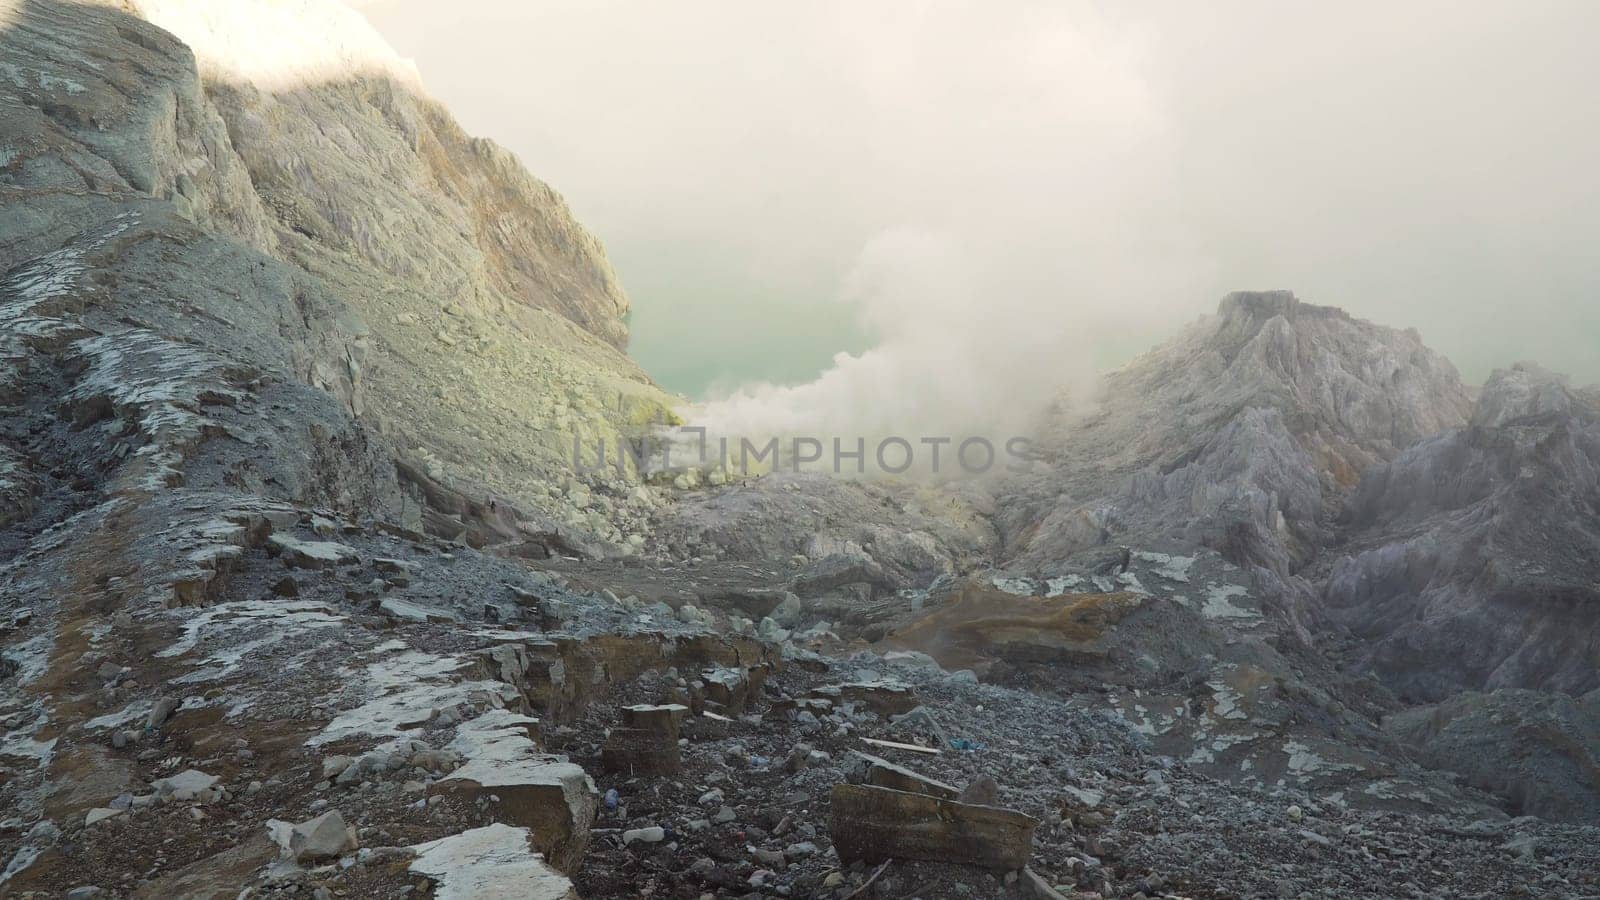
[949,738,986,752]
[604,788,619,810]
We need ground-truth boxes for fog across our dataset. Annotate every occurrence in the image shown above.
[360,0,1599,443]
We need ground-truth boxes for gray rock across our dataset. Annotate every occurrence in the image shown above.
[147,697,180,729]
[783,841,819,859]
[268,534,359,570]
[756,616,790,642]
[791,554,899,599]
[1385,689,1600,824]
[322,755,355,780]
[288,811,359,862]
[770,592,803,627]
[151,769,218,802]
[783,743,815,774]
[751,847,786,869]
[957,775,1001,807]
[1299,829,1332,848]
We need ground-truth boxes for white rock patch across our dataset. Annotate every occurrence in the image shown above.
[408,824,575,900]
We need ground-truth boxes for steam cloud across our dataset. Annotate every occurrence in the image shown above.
[363,0,1600,454]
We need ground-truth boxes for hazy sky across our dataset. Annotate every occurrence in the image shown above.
[360,0,1599,421]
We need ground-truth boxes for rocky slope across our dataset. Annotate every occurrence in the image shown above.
[2,2,1599,898]
[965,293,1600,826]
[1316,363,1600,821]
[1,0,676,550]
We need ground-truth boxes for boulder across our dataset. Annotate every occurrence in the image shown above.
[769,592,803,627]
[84,808,122,827]
[1020,867,1073,899]
[602,703,690,775]
[601,726,679,776]
[146,697,181,729]
[791,554,897,598]
[287,811,358,862]
[379,597,459,624]
[151,769,217,801]
[700,667,752,712]
[619,703,688,739]
[957,775,1001,806]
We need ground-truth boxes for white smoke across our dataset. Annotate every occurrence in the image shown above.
[672,4,1209,463]
[685,228,1078,450]
[361,0,1600,452]
[134,0,421,89]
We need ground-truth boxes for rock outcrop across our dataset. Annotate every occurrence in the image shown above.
[1324,363,1600,700]
[998,291,1472,577]
[1385,688,1600,824]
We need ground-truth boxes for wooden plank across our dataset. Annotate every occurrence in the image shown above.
[861,737,941,755]
[848,751,960,800]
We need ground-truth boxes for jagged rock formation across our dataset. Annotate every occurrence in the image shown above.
[1323,363,1600,700]
[998,291,1472,578]
[972,297,1600,826]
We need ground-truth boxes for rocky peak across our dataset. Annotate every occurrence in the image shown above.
[1217,288,1304,319]
[1211,290,1348,356]
[1472,362,1598,429]
[1001,291,1471,576]
[1207,292,1467,456]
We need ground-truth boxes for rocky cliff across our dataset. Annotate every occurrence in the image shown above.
[2,0,676,549]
